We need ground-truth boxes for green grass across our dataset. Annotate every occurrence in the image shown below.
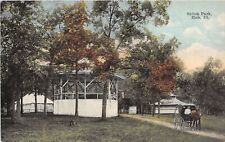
[201,115,225,134]
[139,114,225,135]
[1,115,223,142]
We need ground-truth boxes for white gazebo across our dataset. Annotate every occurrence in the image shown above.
[53,70,124,117]
[21,93,53,113]
[155,93,195,114]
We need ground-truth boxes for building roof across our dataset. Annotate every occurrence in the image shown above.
[22,93,53,104]
[155,93,195,106]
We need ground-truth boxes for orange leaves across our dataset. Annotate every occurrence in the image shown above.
[90,37,120,79]
[51,2,95,72]
[148,57,178,93]
[94,48,118,70]
[63,2,88,30]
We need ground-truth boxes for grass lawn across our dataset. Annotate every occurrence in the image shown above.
[138,114,225,135]
[201,115,225,134]
[1,114,223,142]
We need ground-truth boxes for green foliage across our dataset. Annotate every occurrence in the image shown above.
[92,0,171,49]
[123,30,181,107]
[192,58,225,115]
[1,0,177,119]
[1,1,47,117]
[91,1,172,98]
[1,1,45,76]
[91,0,171,119]
[177,57,225,115]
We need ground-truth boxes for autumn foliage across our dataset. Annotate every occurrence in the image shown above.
[51,2,94,71]
[91,36,119,79]
[148,57,178,93]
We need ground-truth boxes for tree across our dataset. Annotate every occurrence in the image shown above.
[148,57,180,93]
[148,57,181,117]
[1,1,46,122]
[92,37,120,119]
[47,2,95,117]
[191,58,225,115]
[175,72,194,102]
[91,0,171,120]
[123,28,181,117]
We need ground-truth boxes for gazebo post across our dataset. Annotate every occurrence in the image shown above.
[108,80,111,99]
[116,80,118,100]
[60,77,63,100]
[84,78,87,99]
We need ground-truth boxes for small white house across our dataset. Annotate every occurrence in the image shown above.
[155,94,195,114]
[128,106,137,114]
[20,94,53,113]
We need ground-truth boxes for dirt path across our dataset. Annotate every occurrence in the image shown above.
[121,114,225,141]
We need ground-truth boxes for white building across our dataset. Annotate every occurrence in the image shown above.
[53,70,124,117]
[155,94,195,114]
[20,94,53,113]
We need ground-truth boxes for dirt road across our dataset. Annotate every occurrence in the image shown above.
[121,114,225,141]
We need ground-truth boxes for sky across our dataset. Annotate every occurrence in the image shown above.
[42,1,225,72]
[145,1,225,72]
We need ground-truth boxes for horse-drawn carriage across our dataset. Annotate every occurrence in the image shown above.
[173,104,201,130]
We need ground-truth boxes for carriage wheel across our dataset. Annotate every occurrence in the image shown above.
[173,115,179,129]
[198,118,201,130]
[173,115,184,129]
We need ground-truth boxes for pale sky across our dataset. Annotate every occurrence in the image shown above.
[146,1,225,72]
[42,1,225,72]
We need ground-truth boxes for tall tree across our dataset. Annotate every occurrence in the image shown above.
[1,1,45,122]
[92,37,119,119]
[191,58,225,115]
[91,0,171,120]
[148,57,181,117]
[175,72,193,102]
[47,2,94,117]
[125,31,180,116]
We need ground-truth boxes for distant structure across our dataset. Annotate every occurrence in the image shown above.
[53,70,124,117]
[155,93,195,114]
[21,94,53,113]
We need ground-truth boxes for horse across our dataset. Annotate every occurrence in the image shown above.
[190,109,201,130]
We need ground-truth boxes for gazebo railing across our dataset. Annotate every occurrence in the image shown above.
[54,92,107,100]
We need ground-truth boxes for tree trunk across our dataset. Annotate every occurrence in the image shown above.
[7,98,12,116]
[52,82,55,102]
[75,69,79,117]
[140,101,143,115]
[20,91,23,115]
[11,91,16,122]
[16,96,21,117]
[101,81,107,121]
[34,88,37,113]
[43,92,47,116]
[157,99,160,118]
[12,90,22,123]
[152,103,155,117]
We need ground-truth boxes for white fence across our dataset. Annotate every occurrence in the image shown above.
[23,103,53,113]
[154,106,178,114]
[54,99,118,117]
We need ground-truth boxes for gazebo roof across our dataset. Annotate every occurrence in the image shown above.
[58,69,125,80]
[22,94,53,104]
